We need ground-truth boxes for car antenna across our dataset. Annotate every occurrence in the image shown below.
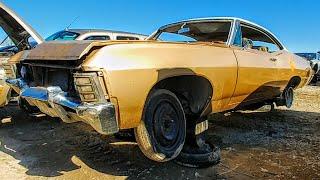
[65,16,80,30]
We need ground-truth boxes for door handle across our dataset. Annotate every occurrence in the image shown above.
[270,58,278,62]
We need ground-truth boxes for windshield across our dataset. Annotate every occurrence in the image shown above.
[150,21,232,43]
[46,31,79,41]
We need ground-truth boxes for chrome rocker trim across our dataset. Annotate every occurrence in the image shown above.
[6,78,119,135]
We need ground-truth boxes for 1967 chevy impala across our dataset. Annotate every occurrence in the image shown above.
[1,3,314,166]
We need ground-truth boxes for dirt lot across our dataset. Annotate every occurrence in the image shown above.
[0,86,319,180]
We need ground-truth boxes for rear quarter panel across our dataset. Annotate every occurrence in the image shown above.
[276,51,312,89]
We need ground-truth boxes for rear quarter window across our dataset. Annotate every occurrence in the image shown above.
[116,36,140,40]
[84,36,110,40]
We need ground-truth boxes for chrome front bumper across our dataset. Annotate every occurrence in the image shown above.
[6,78,119,135]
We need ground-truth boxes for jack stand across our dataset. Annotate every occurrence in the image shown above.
[175,116,220,168]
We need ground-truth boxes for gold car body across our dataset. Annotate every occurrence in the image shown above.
[0,2,314,164]
[77,39,311,129]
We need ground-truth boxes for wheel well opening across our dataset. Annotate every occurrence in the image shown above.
[314,63,319,74]
[287,76,301,89]
[150,75,213,116]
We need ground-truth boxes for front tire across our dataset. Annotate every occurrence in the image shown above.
[135,89,186,162]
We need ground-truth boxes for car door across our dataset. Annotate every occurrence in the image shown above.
[0,2,44,107]
[228,22,282,108]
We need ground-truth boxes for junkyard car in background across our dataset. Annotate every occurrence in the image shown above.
[1,2,313,166]
[46,29,147,41]
[296,52,320,83]
[0,2,147,109]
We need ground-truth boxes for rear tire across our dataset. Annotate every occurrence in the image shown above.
[135,89,186,162]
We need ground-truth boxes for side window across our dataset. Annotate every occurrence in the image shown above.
[251,41,279,52]
[116,36,139,40]
[84,36,110,40]
[240,25,281,53]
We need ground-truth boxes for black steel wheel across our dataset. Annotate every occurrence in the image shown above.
[284,87,294,108]
[135,89,186,162]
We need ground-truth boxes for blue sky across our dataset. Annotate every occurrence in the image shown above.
[2,0,319,52]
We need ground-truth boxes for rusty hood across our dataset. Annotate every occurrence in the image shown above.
[21,40,228,62]
[21,40,136,61]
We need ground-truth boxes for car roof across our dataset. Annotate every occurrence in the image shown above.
[155,17,287,51]
[161,17,267,32]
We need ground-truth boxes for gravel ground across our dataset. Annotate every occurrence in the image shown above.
[0,86,319,179]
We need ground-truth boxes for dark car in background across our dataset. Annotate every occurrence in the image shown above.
[296,52,320,83]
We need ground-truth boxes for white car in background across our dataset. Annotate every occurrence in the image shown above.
[46,29,147,41]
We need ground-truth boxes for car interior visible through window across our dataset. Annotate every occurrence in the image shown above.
[84,36,110,40]
[240,24,281,53]
[116,36,140,40]
[153,21,232,43]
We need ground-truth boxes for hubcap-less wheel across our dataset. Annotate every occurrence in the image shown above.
[154,102,180,150]
[135,89,186,162]
[284,87,294,108]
